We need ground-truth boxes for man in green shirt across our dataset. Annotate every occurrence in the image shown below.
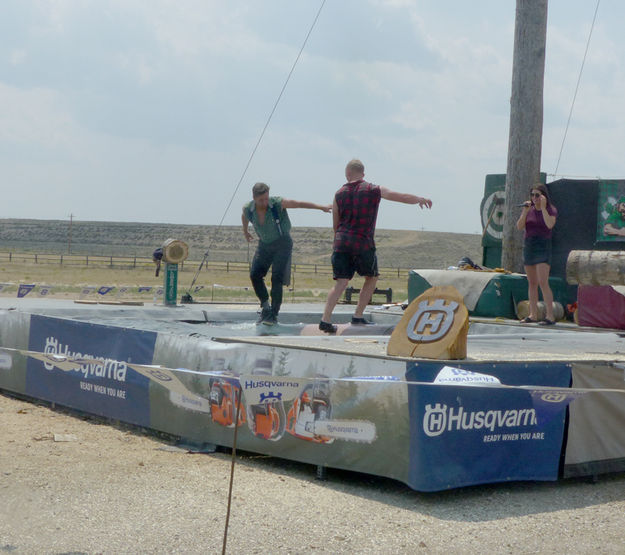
[242,182,331,324]
[603,196,625,237]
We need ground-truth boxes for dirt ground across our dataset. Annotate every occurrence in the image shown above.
[2,392,625,555]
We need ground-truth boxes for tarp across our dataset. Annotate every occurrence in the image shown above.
[408,270,567,319]
[565,362,625,477]
[409,269,496,310]
[577,285,625,329]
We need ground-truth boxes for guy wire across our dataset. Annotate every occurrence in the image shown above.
[553,0,600,176]
[185,0,327,296]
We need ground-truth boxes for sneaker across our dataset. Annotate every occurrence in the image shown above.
[318,321,337,334]
[351,316,372,325]
[262,312,277,326]
[257,306,272,325]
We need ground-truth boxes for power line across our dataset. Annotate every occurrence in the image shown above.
[184,0,327,297]
[553,0,601,176]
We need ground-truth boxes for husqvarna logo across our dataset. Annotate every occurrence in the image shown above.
[406,299,458,342]
[259,391,282,403]
[422,402,537,437]
[144,368,173,382]
[423,403,448,437]
[539,392,567,403]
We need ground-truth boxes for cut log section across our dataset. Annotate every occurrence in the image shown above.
[566,250,625,285]
[387,285,469,360]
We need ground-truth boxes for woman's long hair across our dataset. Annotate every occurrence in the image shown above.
[530,183,553,208]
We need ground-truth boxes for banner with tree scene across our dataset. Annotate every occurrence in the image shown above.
[597,180,625,242]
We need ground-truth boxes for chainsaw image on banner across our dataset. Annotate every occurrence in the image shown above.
[208,376,246,428]
[286,379,335,444]
[243,359,289,441]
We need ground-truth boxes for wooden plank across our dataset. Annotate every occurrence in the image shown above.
[213,330,625,363]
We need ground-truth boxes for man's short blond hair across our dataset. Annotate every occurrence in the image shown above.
[252,182,270,197]
[346,159,365,175]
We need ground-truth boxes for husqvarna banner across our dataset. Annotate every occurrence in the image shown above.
[26,315,157,426]
[405,361,572,491]
[147,340,409,479]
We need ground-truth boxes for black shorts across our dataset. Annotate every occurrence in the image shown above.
[331,249,379,280]
[523,236,552,266]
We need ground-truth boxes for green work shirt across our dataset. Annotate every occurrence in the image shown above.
[243,196,292,244]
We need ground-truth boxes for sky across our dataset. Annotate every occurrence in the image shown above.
[1,0,623,234]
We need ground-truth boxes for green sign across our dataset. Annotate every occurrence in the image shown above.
[164,263,178,306]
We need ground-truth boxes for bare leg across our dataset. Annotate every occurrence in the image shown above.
[525,265,539,320]
[536,263,554,320]
[354,275,378,318]
[322,278,350,323]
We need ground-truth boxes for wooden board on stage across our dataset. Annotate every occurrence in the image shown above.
[300,323,395,336]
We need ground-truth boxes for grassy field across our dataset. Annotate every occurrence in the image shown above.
[0,261,410,304]
[0,218,483,304]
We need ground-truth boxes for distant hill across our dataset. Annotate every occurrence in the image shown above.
[0,218,483,270]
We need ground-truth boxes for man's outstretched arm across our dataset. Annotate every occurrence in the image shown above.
[380,187,432,209]
[281,199,332,212]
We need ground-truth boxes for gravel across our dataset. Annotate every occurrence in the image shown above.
[2,392,625,554]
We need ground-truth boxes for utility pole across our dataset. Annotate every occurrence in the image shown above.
[68,213,73,254]
[502,0,548,272]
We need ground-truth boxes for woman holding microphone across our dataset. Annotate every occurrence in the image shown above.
[516,183,558,325]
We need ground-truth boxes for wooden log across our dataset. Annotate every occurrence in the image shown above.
[161,238,189,264]
[516,300,564,322]
[387,285,469,360]
[566,250,625,285]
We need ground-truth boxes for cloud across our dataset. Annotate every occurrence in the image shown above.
[0,83,78,151]
[1,0,624,235]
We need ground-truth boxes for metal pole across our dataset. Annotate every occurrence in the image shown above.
[68,213,73,254]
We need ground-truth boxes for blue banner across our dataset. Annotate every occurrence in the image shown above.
[26,315,157,426]
[17,284,35,298]
[406,361,572,491]
[97,286,115,295]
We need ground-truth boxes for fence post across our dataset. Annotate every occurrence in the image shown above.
[86,255,89,266]
[35,254,38,264]
[133,256,136,268]
[60,255,63,265]
[9,252,11,262]
[227,261,229,272]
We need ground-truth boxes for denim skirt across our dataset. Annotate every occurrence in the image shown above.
[523,235,552,266]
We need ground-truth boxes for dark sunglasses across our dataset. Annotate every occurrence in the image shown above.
[531,192,541,198]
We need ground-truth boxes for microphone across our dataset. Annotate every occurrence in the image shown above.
[517,202,532,207]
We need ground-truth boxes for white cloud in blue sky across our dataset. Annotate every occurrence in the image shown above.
[1,0,623,233]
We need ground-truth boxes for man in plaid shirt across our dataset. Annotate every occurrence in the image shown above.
[319,159,432,333]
